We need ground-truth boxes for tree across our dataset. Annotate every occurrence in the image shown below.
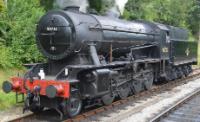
[88,0,102,12]
[40,0,54,11]
[0,0,45,68]
[0,0,5,12]
[123,0,147,20]
[187,0,200,38]
[0,0,8,46]
[88,0,115,14]
[124,0,192,25]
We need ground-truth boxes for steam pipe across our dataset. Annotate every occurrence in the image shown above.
[89,44,100,66]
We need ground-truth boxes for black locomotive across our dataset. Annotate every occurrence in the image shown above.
[2,6,197,118]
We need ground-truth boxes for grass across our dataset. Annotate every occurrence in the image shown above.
[0,69,24,110]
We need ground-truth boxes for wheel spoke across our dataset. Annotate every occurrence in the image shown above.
[66,92,82,117]
[118,83,130,99]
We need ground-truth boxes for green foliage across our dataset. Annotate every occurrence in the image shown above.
[0,46,12,68]
[123,0,147,20]
[187,0,200,37]
[0,92,17,110]
[0,0,199,68]
[0,0,5,12]
[88,0,115,14]
[123,0,199,39]
[40,0,54,11]
[144,0,192,26]
[0,0,45,68]
[0,69,24,110]
[88,0,102,12]
[0,15,9,45]
[0,0,7,46]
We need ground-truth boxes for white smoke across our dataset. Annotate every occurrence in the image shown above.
[115,0,128,14]
[55,0,128,15]
[106,0,128,18]
[56,0,89,12]
[106,6,120,18]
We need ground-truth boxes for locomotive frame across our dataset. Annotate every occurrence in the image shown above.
[2,6,197,119]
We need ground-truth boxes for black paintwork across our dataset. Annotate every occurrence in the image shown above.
[36,9,160,60]
[16,6,198,118]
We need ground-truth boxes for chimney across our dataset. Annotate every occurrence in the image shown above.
[64,6,80,13]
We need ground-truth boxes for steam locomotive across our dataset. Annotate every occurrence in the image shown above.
[2,6,197,118]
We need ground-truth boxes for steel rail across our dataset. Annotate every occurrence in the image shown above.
[149,89,200,122]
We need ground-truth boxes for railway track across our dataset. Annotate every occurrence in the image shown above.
[150,83,200,122]
[8,68,200,122]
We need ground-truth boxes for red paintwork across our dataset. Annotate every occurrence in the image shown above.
[11,77,70,98]
[12,81,20,90]
[54,85,64,94]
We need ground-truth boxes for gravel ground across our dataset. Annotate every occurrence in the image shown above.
[120,78,200,122]
[0,106,32,122]
[82,78,200,122]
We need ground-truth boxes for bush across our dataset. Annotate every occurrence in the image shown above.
[0,0,45,68]
[0,0,5,13]
[0,46,13,68]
